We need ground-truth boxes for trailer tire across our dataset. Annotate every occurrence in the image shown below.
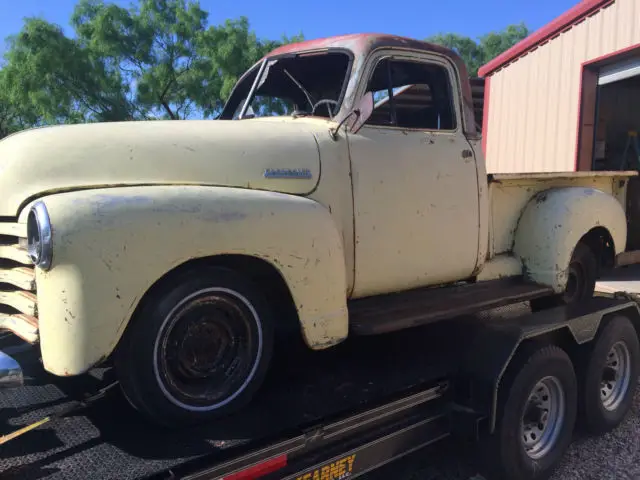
[481,344,577,480]
[577,315,640,434]
[115,266,274,428]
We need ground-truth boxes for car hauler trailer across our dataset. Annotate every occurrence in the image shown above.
[2,30,640,480]
[1,296,639,480]
[1,32,638,432]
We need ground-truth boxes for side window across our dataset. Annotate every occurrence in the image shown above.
[365,58,457,131]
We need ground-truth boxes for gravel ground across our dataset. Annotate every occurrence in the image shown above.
[365,386,640,480]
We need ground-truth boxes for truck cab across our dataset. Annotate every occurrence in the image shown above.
[219,35,486,298]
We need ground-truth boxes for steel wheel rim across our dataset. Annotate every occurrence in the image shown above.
[153,287,263,412]
[601,341,632,412]
[521,376,566,460]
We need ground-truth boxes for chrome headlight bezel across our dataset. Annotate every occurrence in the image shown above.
[27,201,53,270]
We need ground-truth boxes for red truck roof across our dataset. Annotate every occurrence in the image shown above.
[265,33,467,75]
[261,33,478,138]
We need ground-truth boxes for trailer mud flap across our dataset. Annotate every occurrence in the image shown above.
[453,297,640,434]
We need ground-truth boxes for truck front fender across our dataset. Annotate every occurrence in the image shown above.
[513,187,627,292]
[27,186,349,376]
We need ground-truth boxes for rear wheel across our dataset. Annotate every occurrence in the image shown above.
[115,266,274,427]
[480,344,577,480]
[531,242,598,311]
[577,315,640,434]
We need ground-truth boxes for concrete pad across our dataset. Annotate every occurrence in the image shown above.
[596,265,640,295]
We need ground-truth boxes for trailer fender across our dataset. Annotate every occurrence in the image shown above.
[513,187,627,293]
[26,185,349,376]
[456,298,640,434]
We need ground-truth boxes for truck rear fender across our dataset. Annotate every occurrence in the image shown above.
[512,187,626,292]
[26,185,349,376]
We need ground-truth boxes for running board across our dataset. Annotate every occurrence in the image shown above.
[348,277,553,335]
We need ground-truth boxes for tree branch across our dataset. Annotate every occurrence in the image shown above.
[161,101,176,119]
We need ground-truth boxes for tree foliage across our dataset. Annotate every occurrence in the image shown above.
[427,23,529,76]
[3,17,137,124]
[70,0,210,120]
[0,0,303,136]
[0,0,529,139]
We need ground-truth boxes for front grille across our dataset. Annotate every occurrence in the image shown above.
[0,223,38,343]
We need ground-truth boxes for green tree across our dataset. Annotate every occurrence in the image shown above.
[0,70,23,139]
[2,17,137,125]
[196,16,303,117]
[71,0,209,120]
[70,1,302,118]
[0,0,303,127]
[0,66,45,139]
[427,23,529,76]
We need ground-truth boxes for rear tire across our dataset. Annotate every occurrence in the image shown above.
[531,242,598,311]
[479,344,577,480]
[115,266,274,428]
[576,315,640,434]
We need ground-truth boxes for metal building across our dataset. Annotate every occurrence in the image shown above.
[479,0,640,173]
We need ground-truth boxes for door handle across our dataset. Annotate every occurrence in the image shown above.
[462,149,473,159]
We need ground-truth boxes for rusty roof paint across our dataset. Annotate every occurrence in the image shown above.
[258,33,478,137]
[265,33,464,67]
[263,32,471,87]
[265,33,375,57]
[252,33,478,136]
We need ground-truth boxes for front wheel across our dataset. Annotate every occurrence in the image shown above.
[479,344,577,480]
[115,266,274,427]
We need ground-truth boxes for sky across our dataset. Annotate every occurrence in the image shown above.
[0,0,582,53]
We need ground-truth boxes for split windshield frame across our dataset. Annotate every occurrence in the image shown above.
[233,48,355,121]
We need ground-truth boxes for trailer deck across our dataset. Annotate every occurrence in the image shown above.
[0,319,462,480]
[2,296,640,480]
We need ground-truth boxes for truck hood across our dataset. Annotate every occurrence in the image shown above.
[0,118,326,216]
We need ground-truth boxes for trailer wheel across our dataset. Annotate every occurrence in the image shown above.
[115,266,274,427]
[577,315,640,434]
[531,242,597,311]
[481,345,577,480]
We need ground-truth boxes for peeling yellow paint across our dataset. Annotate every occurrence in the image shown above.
[489,174,630,257]
[0,118,332,216]
[31,185,348,376]
[513,186,627,292]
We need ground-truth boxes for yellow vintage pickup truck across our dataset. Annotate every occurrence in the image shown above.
[0,33,637,426]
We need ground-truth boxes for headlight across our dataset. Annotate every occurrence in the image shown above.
[27,201,53,270]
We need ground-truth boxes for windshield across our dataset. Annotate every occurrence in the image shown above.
[219,51,352,120]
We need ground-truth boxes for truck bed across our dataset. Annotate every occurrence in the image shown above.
[0,319,466,480]
[490,170,638,181]
[489,170,636,258]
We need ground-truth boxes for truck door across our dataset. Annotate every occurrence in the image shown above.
[347,52,480,298]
